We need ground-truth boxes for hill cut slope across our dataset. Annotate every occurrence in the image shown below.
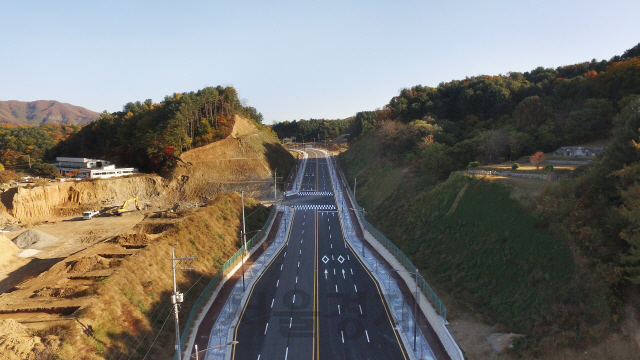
[0,100,100,125]
[171,115,295,200]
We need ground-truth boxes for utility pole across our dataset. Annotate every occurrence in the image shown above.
[171,244,197,360]
[241,191,247,291]
[354,177,357,199]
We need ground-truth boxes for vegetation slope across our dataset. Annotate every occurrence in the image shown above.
[338,43,640,356]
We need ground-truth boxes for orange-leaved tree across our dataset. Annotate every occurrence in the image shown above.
[531,151,546,170]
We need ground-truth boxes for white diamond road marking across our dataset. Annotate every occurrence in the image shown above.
[322,255,329,264]
[337,255,345,264]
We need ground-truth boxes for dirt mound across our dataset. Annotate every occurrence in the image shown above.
[11,229,58,249]
[3,226,22,232]
[0,234,19,255]
[109,233,151,245]
[64,255,111,274]
[16,249,42,258]
[0,319,60,360]
[31,285,91,299]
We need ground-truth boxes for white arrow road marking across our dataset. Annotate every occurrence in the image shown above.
[342,269,345,279]
[324,269,328,279]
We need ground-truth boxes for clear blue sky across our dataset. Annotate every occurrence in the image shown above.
[1,1,639,124]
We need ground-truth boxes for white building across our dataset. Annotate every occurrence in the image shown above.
[55,157,138,179]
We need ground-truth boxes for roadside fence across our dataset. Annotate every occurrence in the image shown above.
[174,204,279,360]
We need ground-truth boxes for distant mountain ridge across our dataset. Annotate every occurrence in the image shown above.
[0,100,100,126]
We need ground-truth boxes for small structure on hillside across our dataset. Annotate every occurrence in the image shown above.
[553,146,603,157]
[54,157,138,179]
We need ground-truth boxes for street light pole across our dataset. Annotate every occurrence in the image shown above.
[414,269,419,352]
[241,191,247,291]
[390,268,420,352]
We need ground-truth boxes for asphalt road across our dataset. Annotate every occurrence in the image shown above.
[232,150,407,360]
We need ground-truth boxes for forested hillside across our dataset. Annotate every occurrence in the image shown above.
[271,118,352,143]
[0,100,99,126]
[347,43,640,177]
[339,43,640,356]
[53,86,266,173]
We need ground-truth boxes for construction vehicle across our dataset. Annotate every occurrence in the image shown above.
[116,197,140,215]
[82,210,100,220]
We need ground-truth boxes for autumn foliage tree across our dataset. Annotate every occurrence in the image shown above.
[530,151,546,169]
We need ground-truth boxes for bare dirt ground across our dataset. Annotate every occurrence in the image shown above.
[0,210,180,331]
[0,213,144,295]
[449,306,640,360]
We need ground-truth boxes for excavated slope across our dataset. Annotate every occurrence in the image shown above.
[170,115,292,200]
[0,115,292,224]
[0,175,168,224]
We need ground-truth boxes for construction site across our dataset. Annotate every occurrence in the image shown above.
[0,116,296,359]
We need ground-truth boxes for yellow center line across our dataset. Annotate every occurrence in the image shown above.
[313,209,320,360]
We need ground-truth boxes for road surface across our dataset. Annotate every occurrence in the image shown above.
[232,149,408,360]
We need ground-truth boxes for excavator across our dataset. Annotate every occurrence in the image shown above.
[115,197,140,215]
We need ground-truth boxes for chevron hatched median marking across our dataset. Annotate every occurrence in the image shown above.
[297,191,334,196]
[292,204,337,210]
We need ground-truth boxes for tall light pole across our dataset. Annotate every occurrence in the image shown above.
[391,268,420,352]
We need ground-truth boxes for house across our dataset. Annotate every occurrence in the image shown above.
[54,157,138,179]
[553,146,604,157]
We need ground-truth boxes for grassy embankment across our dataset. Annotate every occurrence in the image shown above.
[47,193,270,359]
[339,131,610,352]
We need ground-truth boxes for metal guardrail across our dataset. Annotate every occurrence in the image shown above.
[337,169,447,321]
[174,205,278,359]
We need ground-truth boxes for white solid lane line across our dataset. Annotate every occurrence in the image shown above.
[365,330,370,343]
